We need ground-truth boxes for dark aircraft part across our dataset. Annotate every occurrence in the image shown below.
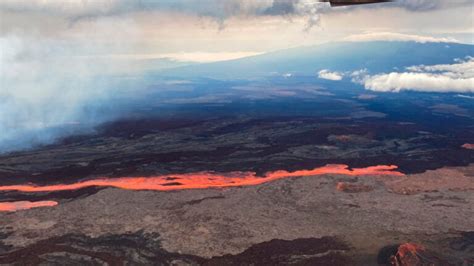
[322,0,392,6]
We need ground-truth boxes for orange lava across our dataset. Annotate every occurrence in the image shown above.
[462,143,474,150]
[398,243,425,254]
[390,243,426,266]
[0,164,402,193]
[0,201,58,212]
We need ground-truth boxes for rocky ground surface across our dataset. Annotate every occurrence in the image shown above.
[0,164,473,265]
[0,116,472,186]
[0,116,473,265]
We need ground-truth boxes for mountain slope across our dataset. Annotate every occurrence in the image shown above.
[158,41,474,79]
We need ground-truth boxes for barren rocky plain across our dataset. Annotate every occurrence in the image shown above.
[0,114,473,265]
[0,92,473,265]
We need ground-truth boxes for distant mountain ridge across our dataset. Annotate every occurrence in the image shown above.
[158,41,474,79]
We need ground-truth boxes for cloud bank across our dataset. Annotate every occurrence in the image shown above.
[392,0,472,11]
[2,0,469,18]
[359,57,474,93]
[318,69,343,80]
[2,0,471,32]
[0,0,330,30]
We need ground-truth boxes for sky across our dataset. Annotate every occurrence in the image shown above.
[0,0,473,152]
[1,0,473,63]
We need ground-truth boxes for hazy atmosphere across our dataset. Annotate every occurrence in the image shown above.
[1,0,473,151]
[0,1,473,265]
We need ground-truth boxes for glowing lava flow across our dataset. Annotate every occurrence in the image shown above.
[0,201,58,212]
[0,164,402,193]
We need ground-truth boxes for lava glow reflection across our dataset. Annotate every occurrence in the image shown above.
[462,143,474,150]
[0,164,402,193]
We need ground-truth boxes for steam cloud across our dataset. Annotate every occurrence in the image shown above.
[0,23,148,152]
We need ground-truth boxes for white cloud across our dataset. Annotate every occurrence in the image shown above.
[406,56,474,78]
[344,32,460,44]
[2,0,470,20]
[364,73,473,93]
[359,57,474,93]
[318,69,343,80]
[393,0,472,11]
[350,68,368,83]
[0,0,328,27]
